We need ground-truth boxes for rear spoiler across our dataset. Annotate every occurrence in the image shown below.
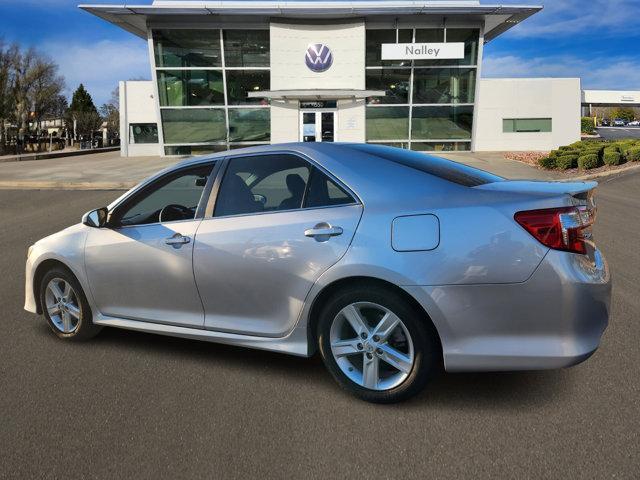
[474,180,597,198]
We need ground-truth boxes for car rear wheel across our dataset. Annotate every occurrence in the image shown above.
[317,285,439,403]
[40,267,102,341]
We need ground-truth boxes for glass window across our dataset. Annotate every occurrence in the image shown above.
[366,106,410,141]
[228,144,269,150]
[226,70,270,105]
[366,69,411,104]
[411,106,474,140]
[415,29,444,43]
[368,142,409,149]
[164,145,227,156]
[346,144,502,187]
[503,118,553,133]
[366,29,413,67]
[129,123,158,144]
[228,108,270,142]
[153,30,222,68]
[412,68,476,104]
[117,164,214,226]
[410,141,471,152]
[215,154,312,216]
[157,70,224,106]
[413,29,446,67]
[445,29,479,66]
[223,30,270,67]
[305,168,355,208]
[161,109,227,144]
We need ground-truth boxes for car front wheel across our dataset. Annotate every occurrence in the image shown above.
[40,267,102,341]
[317,285,440,403]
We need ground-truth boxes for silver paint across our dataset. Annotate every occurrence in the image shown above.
[24,143,611,371]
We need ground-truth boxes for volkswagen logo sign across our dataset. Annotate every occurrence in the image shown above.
[305,43,333,72]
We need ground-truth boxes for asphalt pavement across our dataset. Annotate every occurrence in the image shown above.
[596,126,640,141]
[1,172,639,478]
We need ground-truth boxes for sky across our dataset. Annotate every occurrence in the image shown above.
[0,0,639,106]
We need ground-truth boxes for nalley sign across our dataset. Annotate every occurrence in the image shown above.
[381,42,464,60]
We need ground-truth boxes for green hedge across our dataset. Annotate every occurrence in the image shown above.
[603,151,622,166]
[538,156,556,169]
[538,140,640,170]
[556,155,578,170]
[581,117,595,135]
[578,154,600,170]
[628,147,640,162]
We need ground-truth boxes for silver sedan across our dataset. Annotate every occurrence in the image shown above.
[24,143,611,403]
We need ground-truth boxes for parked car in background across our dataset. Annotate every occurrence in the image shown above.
[600,119,610,127]
[613,118,626,127]
[627,120,640,127]
[23,143,611,403]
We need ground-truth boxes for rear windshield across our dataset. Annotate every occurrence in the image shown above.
[346,144,503,187]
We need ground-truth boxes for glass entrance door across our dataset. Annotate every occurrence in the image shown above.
[300,110,335,142]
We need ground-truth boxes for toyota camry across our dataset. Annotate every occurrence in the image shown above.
[24,143,611,403]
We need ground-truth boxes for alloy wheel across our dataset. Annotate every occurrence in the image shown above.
[44,278,81,333]
[329,302,415,391]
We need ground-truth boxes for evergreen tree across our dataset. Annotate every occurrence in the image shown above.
[66,84,101,140]
[68,84,98,114]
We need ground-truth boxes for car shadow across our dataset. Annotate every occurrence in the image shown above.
[64,324,571,410]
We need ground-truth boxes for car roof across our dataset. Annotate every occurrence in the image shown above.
[113,143,496,212]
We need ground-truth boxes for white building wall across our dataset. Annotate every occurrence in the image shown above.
[474,78,581,151]
[119,80,162,157]
[270,21,366,143]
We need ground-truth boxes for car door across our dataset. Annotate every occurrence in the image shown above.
[84,162,215,327]
[193,152,363,337]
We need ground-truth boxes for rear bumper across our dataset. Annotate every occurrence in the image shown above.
[405,248,611,372]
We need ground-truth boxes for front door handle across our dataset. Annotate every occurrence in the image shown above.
[304,223,343,241]
[165,233,191,247]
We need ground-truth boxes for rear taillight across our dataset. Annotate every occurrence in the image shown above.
[514,206,595,254]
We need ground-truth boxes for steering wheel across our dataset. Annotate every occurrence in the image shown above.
[159,204,193,223]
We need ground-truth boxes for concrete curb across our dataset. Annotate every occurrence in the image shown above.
[0,181,134,190]
[569,163,640,182]
[0,147,119,163]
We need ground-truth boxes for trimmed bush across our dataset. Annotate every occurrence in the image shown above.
[603,151,622,166]
[558,145,574,152]
[556,155,578,170]
[604,144,620,153]
[538,156,556,169]
[569,140,585,149]
[548,149,559,159]
[620,142,639,157]
[581,117,595,135]
[578,154,600,170]
[627,147,640,162]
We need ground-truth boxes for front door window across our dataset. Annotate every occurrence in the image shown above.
[300,110,335,142]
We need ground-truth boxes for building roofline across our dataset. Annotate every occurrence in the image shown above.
[78,2,542,41]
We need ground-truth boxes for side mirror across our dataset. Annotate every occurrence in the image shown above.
[82,207,108,228]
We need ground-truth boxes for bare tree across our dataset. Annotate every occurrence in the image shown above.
[0,41,18,153]
[7,46,66,152]
[100,86,119,140]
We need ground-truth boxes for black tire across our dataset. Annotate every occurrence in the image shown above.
[317,284,440,404]
[39,267,102,341]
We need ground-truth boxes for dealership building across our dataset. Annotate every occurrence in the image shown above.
[82,0,587,157]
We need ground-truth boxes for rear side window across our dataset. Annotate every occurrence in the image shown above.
[305,168,356,208]
[214,154,311,217]
[347,144,503,187]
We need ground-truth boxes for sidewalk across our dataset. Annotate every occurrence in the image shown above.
[0,150,176,189]
[0,149,564,190]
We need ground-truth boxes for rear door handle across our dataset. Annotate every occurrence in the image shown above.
[304,223,343,240]
[165,233,191,247]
